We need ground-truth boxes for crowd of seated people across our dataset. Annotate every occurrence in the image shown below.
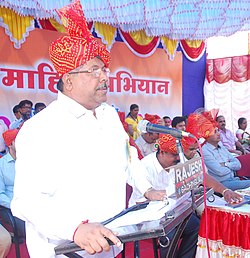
[236,117,250,152]
[0,100,47,257]
[216,115,248,156]
[1,101,250,258]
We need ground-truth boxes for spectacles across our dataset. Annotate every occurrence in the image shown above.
[69,67,110,78]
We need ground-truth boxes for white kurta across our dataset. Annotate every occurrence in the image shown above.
[129,152,176,206]
[135,135,157,157]
[11,92,151,258]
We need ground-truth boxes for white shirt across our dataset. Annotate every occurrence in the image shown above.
[129,152,176,206]
[11,92,151,258]
[135,135,157,157]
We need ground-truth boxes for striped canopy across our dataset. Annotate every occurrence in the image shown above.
[0,0,249,40]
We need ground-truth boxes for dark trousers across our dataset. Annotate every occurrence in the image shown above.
[14,216,26,238]
[160,213,200,258]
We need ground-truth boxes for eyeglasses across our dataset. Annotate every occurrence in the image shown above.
[69,67,110,78]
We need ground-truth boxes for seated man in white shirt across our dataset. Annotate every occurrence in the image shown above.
[135,114,164,157]
[130,134,200,258]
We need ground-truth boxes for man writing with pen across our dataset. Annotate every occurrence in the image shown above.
[129,134,200,258]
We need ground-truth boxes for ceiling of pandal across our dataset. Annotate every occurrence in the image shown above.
[1,0,250,40]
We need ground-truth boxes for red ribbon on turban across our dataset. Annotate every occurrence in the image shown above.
[144,113,161,125]
[49,0,111,76]
[186,111,218,140]
[2,129,19,147]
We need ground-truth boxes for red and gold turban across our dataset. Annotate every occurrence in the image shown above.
[144,113,161,125]
[2,129,19,147]
[49,0,111,76]
[186,111,218,140]
[158,134,178,154]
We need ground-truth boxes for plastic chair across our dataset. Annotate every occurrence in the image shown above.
[236,154,250,180]
[0,205,25,258]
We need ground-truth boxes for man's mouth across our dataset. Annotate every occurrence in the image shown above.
[97,82,108,90]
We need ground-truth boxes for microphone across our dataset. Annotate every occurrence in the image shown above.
[137,120,195,139]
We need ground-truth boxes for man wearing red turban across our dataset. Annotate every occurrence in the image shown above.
[11,1,165,257]
[129,133,200,258]
[0,128,25,238]
[186,112,250,194]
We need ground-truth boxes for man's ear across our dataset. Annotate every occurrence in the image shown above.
[62,73,73,91]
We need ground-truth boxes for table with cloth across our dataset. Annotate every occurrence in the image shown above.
[196,189,250,258]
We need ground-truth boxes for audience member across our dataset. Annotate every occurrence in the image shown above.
[135,114,162,157]
[0,224,11,258]
[188,112,250,189]
[186,112,250,191]
[34,102,46,115]
[0,120,8,156]
[202,128,250,190]
[118,111,143,160]
[129,134,200,258]
[236,117,250,151]
[182,136,242,204]
[125,104,143,140]
[0,129,25,237]
[171,116,186,131]
[9,105,21,129]
[216,115,247,155]
[10,100,33,129]
[0,129,19,208]
[11,2,165,257]
[163,116,171,127]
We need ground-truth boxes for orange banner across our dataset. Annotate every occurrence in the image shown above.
[0,27,182,126]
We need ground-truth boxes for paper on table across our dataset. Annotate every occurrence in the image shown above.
[207,195,250,213]
[106,193,191,230]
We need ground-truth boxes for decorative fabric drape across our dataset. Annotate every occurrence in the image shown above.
[0,7,34,49]
[204,55,250,132]
[196,207,250,258]
[0,6,206,61]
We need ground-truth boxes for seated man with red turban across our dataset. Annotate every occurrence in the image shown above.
[0,129,19,208]
[186,112,250,191]
[129,134,200,258]
[0,129,26,237]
